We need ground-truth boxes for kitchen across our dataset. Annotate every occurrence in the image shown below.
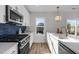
[0,5,79,54]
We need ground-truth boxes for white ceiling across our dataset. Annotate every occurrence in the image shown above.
[25,5,79,13]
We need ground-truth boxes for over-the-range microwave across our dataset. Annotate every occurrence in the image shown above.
[5,5,23,24]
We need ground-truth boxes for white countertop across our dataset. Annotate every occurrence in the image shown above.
[48,32,79,53]
[0,42,18,54]
[50,33,79,42]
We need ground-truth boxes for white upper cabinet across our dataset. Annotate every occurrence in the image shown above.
[0,5,6,23]
[17,5,30,26]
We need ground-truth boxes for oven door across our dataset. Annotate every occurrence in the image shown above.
[20,42,29,54]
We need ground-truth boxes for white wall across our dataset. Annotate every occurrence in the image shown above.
[30,11,79,43]
[30,12,58,43]
[30,12,67,33]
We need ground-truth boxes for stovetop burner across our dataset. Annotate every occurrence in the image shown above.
[0,34,28,42]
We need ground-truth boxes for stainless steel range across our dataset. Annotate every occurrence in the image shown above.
[18,35,30,54]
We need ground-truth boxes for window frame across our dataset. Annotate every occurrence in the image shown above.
[67,18,79,38]
[35,17,45,35]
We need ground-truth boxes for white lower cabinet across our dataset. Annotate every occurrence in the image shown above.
[47,33,54,53]
[52,38,58,54]
[4,44,18,54]
[30,33,33,48]
[47,32,58,54]
[50,34,59,54]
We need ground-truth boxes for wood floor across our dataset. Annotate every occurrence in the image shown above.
[29,43,51,54]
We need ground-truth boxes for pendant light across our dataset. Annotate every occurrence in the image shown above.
[55,6,61,21]
[72,8,76,18]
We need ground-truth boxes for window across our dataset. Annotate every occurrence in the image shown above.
[77,20,79,35]
[67,19,76,35]
[36,17,45,34]
[67,19,79,37]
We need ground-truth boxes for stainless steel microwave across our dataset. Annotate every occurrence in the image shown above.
[5,5,23,24]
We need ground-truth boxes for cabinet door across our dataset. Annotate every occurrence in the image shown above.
[17,6,30,26]
[53,39,58,54]
[30,33,33,48]
[49,34,59,54]
[49,36,56,53]
[48,38,53,53]
[47,33,53,53]
[47,33,50,47]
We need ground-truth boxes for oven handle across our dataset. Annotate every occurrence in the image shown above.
[20,40,29,49]
[19,36,30,42]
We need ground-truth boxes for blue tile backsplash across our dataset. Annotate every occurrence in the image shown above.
[0,23,19,35]
[18,26,26,33]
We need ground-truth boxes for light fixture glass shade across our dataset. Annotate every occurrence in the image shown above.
[55,16,61,21]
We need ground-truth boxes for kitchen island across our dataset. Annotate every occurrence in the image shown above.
[47,32,79,54]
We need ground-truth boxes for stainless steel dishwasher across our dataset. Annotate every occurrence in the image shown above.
[59,42,76,54]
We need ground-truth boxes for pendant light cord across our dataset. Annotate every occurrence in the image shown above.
[57,6,59,16]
